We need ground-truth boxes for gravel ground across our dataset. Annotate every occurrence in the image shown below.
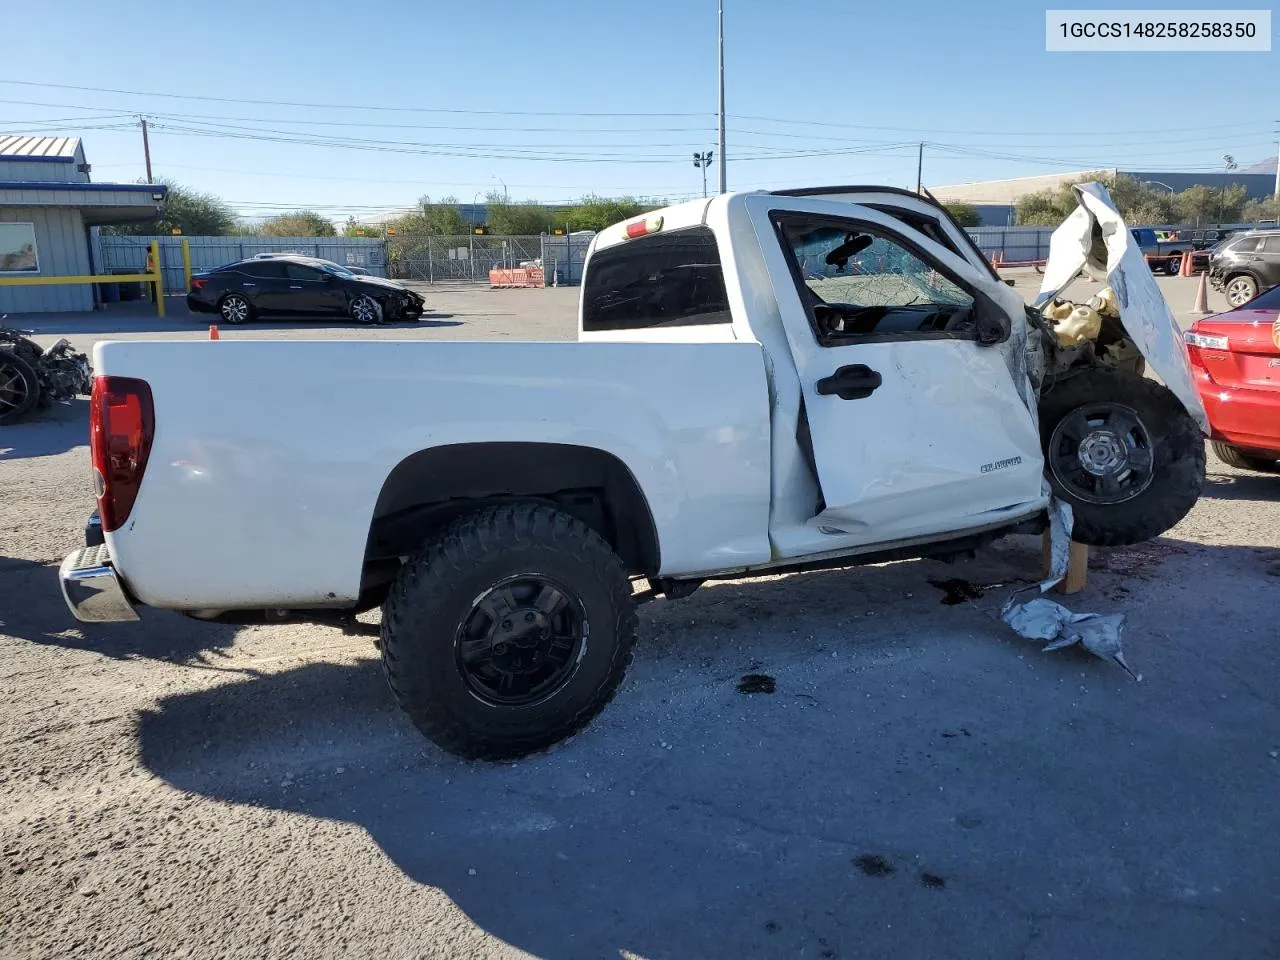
[2,279,1278,960]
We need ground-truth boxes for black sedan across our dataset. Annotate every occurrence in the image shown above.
[187,256,424,324]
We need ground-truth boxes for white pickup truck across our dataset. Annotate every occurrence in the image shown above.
[61,184,1207,760]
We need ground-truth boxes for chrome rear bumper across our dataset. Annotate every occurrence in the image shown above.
[59,544,139,623]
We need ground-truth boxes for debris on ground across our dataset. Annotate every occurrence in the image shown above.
[853,854,895,877]
[1001,598,1140,681]
[737,674,776,695]
[1000,498,1140,680]
[927,578,986,605]
[1088,540,1185,576]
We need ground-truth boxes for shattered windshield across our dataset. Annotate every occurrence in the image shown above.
[787,225,971,309]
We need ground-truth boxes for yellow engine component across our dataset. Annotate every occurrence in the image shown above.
[1089,286,1120,319]
[1042,300,1076,322]
[1054,304,1103,346]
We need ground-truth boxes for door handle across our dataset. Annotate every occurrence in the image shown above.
[289,285,303,289]
[816,364,882,400]
[241,282,256,287]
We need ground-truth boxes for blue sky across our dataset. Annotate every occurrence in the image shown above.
[1,0,1275,222]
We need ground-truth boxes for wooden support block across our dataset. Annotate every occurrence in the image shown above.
[1041,530,1089,595]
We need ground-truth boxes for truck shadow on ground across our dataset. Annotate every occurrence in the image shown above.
[1200,469,1280,501]
[0,399,89,458]
[1,555,242,665]
[133,537,1280,960]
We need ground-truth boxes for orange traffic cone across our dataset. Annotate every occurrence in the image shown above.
[1192,271,1211,315]
[1179,251,1193,277]
[209,324,220,340]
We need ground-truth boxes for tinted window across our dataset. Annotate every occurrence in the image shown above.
[236,261,287,279]
[1229,237,1260,253]
[284,262,325,280]
[582,226,731,331]
[1260,236,1280,253]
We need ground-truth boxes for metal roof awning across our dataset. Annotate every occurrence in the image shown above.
[0,135,81,160]
[0,180,168,224]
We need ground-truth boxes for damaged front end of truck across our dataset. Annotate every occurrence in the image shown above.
[1008,182,1208,548]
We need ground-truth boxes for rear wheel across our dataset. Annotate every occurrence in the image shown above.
[0,350,40,425]
[218,293,253,324]
[380,502,637,760]
[1225,274,1258,308]
[1164,255,1182,275]
[1211,440,1280,473]
[1039,368,1205,546]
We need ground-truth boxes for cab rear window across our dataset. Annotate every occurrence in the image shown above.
[582,226,732,331]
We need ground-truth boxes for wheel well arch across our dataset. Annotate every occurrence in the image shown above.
[366,442,661,576]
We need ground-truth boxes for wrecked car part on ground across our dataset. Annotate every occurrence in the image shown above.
[0,325,92,426]
[1000,497,1138,681]
[58,184,1204,761]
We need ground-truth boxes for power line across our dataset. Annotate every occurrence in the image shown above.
[0,79,711,118]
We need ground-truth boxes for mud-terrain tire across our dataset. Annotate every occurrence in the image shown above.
[380,502,637,761]
[0,349,39,425]
[1039,368,1205,547]
[1211,440,1279,473]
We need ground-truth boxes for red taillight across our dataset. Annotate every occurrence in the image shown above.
[624,214,664,239]
[90,376,154,533]
[191,277,205,291]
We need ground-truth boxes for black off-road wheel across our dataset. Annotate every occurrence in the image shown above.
[1211,440,1279,473]
[1039,368,1205,547]
[0,349,39,425]
[380,503,638,761]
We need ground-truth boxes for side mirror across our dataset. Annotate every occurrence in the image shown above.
[974,297,1012,346]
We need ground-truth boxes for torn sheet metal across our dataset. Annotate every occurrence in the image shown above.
[1034,182,1210,434]
[999,497,1140,680]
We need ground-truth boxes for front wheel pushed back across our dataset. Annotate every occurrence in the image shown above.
[1039,368,1205,547]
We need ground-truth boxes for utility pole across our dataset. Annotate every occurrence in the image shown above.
[140,116,153,184]
[717,0,726,194]
[693,151,713,198]
[1273,131,1279,202]
[916,142,924,193]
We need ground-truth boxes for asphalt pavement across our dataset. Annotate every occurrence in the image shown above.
[1,279,1277,960]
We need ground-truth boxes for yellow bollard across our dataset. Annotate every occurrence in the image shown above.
[149,240,165,318]
[181,238,192,294]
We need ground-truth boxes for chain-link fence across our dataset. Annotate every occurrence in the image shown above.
[386,233,594,285]
[96,234,388,292]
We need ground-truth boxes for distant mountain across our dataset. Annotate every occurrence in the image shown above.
[1244,156,1277,174]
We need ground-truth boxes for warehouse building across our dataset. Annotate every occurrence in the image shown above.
[931,167,1277,226]
[0,136,166,314]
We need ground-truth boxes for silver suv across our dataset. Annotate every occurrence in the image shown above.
[1209,228,1280,307]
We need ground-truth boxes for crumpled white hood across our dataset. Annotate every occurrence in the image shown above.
[1035,182,1209,434]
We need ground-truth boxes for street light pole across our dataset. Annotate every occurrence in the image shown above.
[693,151,713,198]
[717,0,726,194]
[1220,154,1238,225]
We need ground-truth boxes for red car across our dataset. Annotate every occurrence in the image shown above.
[1185,284,1280,472]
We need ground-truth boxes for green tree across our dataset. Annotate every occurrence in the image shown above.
[260,210,337,237]
[1242,196,1280,223]
[941,202,981,227]
[563,195,659,232]
[103,179,237,236]
[1176,184,1248,226]
[484,191,558,235]
[342,216,383,238]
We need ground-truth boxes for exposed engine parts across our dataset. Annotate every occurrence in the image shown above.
[0,324,93,426]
